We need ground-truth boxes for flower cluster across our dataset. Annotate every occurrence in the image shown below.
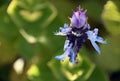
[54,6,106,64]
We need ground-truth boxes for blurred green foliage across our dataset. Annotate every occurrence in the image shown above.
[0,0,120,81]
[97,0,120,72]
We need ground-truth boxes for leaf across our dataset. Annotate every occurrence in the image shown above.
[0,4,18,65]
[95,0,120,72]
[86,66,109,81]
[96,35,120,72]
[7,0,57,36]
[48,54,108,81]
[0,4,19,43]
[102,0,120,35]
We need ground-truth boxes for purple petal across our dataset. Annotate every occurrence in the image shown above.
[70,8,87,28]
[70,49,76,64]
[83,23,90,30]
[64,40,69,51]
[55,43,73,61]
[55,50,69,60]
[54,31,66,36]
[70,12,79,27]
[54,24,71,36]
[91,40,101,54]
[78,12,86,27]
[86,28,106,54]
[60,24,71,33]
[96,36,107,44]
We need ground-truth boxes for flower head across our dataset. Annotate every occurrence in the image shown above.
[54,6,106,64]
[70,6,87,29]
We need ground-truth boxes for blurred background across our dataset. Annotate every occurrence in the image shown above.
[0,0,120,81]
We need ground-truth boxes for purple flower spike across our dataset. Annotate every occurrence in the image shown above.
[70,6,87,28]
[54,6,106,64]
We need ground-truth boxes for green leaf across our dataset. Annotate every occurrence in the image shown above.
[96,35,120,72]
[86,66,109,81]
[6,0,64,59]
[48,54,108,81]
[0,4,19,43]
[7,0,65,57]
[7,0,57,36]
[102,0,120,35]
[0,4,18,65]
[96,0,120,72]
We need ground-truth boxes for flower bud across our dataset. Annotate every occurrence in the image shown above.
[70,7,87,28]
